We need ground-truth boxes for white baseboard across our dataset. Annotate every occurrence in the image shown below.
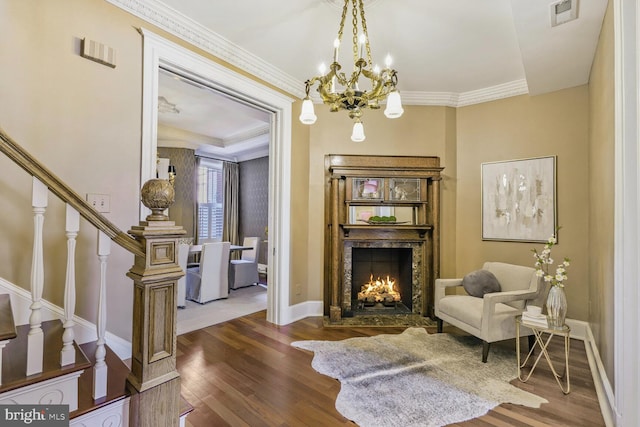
[280,300,323,325]
[563,318,615,427]
[0,277,132,360]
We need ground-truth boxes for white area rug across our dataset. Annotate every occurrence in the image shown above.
[177,285,267,335]
[292,328,547,427]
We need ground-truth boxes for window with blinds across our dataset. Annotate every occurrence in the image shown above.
[197,158,224,243]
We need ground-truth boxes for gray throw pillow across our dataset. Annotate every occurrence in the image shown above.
[462,269,501,298]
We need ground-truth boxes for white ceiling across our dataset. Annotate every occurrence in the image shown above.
[129,0,608,160]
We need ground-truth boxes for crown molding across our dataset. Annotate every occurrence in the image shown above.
[456,79,530,107]
[105,0,305,98]
[223,124,270,146]
[107,0,529,107]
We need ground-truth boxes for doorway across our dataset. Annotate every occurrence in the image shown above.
[140,28,293,325]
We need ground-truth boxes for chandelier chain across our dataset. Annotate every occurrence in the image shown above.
[358,0,372,66]
[337,0,349,50]
[351,0,359,63]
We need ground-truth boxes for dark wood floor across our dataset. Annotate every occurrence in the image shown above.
[177,311,605,427]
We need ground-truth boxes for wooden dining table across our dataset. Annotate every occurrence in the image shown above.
[189,244,252,254]
[188,244,253,263]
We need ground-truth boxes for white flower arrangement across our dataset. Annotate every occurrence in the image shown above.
[532,232,570,288]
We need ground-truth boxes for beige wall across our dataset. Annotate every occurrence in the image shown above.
[0,0,147,340]
[456,86,591,321]
[290,100,311,304]
[588,0,615,382]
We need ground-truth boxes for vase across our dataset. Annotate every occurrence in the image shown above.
[546,285,567,329]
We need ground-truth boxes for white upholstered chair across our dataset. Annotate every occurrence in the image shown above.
[434,261,545,362]
[229,236,260,290]
[186,242,230,303]
[176,243,190,308]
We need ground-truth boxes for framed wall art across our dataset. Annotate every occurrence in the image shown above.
[481,156,557,242]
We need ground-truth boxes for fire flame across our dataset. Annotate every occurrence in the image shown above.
[357,274,401,303]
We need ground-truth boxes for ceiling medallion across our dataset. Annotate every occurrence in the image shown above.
[300,0,403,142]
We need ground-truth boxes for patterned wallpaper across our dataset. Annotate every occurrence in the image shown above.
[239,156,269,265]
[158,147,197,238]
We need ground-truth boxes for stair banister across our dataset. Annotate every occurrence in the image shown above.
[0,128,144,258]
[1,127,186,426]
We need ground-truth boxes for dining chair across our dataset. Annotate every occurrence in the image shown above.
[176,243,190,308]
[186,241,231,303]
[229,237,260,290]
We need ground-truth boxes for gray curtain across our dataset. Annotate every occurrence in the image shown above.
[222,161,239,247]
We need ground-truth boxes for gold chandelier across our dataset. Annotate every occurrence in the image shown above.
[299,0,404,142]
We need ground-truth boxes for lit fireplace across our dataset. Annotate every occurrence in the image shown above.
[357,274,401,307]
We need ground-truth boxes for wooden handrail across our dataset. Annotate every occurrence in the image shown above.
[0,128,145,258]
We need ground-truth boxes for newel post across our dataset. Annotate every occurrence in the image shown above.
[126,179,185,427]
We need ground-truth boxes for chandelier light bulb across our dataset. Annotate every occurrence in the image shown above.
[373,65,380,75]
[299,98,317,125]
[384,91,404,119]
[318,62,327,74]
[385,54,393,68]
[351,120,366,142]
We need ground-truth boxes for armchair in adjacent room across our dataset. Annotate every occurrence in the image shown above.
[186,242,230,303]
[229,236,260,290]
[434,261,546,362]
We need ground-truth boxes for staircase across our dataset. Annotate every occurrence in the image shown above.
[0,128,192,426]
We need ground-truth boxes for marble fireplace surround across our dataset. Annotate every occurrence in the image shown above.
[343,240,425,318]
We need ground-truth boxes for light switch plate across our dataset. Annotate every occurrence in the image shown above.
[87,193,110,213]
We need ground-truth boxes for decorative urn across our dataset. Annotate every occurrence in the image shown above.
[141,178,175,221]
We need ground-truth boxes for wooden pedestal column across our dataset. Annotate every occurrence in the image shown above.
[126,218,185,427]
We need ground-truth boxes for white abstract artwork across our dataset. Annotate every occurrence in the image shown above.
[482,156,556,242]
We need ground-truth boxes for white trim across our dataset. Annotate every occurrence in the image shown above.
[106,0,304,99]
[277,300,323,325]
[0,277,131,360]
[70,395,130,427]
[107,0,530,108]
[140,29,295,325]
[585,325,616,427]
[613,0,640,426]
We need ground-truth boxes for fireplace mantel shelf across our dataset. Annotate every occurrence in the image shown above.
[340,224,433,238]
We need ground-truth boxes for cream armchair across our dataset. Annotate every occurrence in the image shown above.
[434,262,545,362]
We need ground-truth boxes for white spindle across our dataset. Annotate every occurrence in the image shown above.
[61,204,79,366]
[93,231,110,399]
[27,177,47,376]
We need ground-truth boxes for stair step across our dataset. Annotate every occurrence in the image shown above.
[72,341,130,419]
[0,319,90,394]
[0,294,17,342]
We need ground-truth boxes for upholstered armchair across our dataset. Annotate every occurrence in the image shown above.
[434,262,546,362]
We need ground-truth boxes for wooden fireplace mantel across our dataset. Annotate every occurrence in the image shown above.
[324,154,444,324]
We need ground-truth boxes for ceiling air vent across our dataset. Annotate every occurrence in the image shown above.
[550,0,578,27]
